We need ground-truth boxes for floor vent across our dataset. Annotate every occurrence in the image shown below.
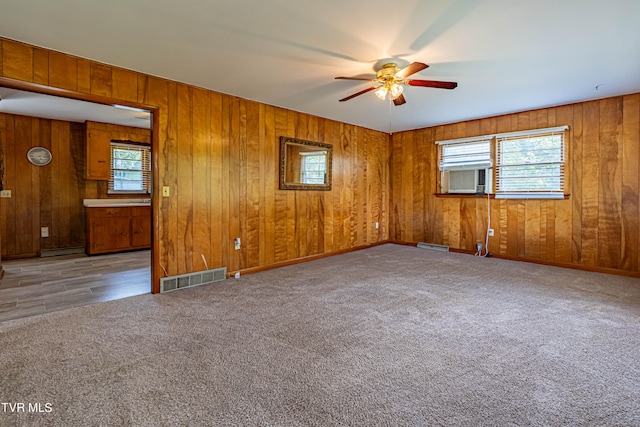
[417,242,450,252]
[160,267,227,293]
[40,247,86,257]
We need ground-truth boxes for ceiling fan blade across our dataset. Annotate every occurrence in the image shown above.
[393,94,406,106]
[406,79,458,89]
[395,62,429,79]
[338,86,377,102]
[335,77,376,81]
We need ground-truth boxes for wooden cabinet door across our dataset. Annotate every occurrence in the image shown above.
[89,217,131,254]
[131,215,151,248]
[86,129,111,180]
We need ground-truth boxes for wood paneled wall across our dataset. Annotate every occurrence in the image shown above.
[0,38,389,287]
[156,89,389,276]
[390,94,640,275]
[0,113,85,258]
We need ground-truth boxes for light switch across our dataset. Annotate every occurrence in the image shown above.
[0,190,11,198]
[162,186,170,197]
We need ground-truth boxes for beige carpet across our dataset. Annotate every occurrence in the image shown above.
[1,244,639,426]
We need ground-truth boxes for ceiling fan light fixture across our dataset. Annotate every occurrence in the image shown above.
[389,83,404,100]
[375,86,388,100]
[335,61,457,105]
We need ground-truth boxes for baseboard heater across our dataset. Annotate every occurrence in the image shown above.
[160,267,227,293]
[417,242,450,252]
[40,247,86,257]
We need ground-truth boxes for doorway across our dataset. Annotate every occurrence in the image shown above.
[0,81,158,321]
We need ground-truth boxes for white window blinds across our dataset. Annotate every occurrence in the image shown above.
[495,126,567,199]
[437,137,492,171]
[109,142,151,194]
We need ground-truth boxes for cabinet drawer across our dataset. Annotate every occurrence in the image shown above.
[131,206,151,217]
[89,207,131,218]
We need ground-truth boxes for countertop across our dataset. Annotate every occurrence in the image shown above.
[83,198,151,208]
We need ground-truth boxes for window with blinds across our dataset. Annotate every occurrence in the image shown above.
[109,142,151,194]
[438,139,492,171]
[495,126,567,199]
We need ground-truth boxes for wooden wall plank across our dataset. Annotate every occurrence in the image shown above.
[38,119,53,250]
[191,87,212,272]
[597,97,624,269]
[90,63,112,97]
[580,101,600,267]
[176,84,194,274]
[524,200,541,259]
[33,48,49,86]
[112,68,138,103]
[553,105,573,263]
[16,116,36,256]
[76,59,91,94]
[2,40,33,82]
[2,115,17,256]
[621,94,639,271]
[49,51,77,91]
[571,103,584,264]
[209,92,224,268]
[245,100,261,267]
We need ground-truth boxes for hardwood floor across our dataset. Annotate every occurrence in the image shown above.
[0,250,150,323]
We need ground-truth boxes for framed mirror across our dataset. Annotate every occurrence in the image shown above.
[279,136,332,190]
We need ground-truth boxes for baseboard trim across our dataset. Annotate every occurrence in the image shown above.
[396,240,640,279]
[227,240,392,279]
[488,253,640,279]
[40,247,86,257]
[3,252,39,260]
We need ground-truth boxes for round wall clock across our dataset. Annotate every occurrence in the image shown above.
[27,146,52,166]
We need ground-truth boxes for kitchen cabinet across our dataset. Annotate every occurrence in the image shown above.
[131,207,152,248]
[86,206,151,255]
[85,128,111,180]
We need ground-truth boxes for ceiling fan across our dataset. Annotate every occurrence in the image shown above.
[335,62,457,106]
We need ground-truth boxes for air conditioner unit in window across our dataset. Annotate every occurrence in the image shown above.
[443,169,491,194]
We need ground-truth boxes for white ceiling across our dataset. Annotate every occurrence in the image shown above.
[0,87,151,128]
[0,0,639,133]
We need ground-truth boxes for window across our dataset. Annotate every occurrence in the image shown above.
[437,137,492,194]
[495,126,567,199]
[300,151,327,184]
[439,139,491,171]
[109,142,151,194]
[436,125,568,199]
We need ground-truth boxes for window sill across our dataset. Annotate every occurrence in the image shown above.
[435,193,571,200]
[435,193,495,198]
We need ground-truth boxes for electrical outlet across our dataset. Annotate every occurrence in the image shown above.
[234,238,241,250]
[0,190,11,198]
[488,229,495,236]
[41,227,49,238]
